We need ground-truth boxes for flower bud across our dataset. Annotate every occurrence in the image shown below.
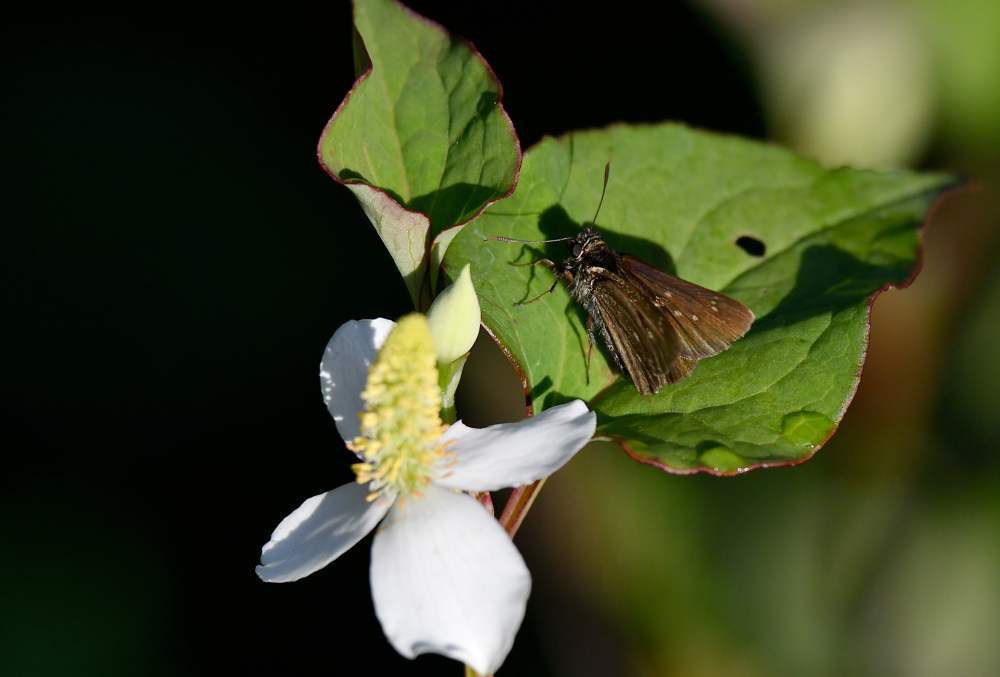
[426,264,481,364]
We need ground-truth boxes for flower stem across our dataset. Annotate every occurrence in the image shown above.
[499,478,546,537]
[473,491,494,516]
[437,354,468,424]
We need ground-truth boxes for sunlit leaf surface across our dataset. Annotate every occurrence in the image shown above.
[320,0,520,305]
[446,124,952,473]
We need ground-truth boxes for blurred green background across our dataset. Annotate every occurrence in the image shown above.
[3,1,998,675]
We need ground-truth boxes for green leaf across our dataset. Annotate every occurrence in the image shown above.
[320,0,520,307]
[444,123,953,474]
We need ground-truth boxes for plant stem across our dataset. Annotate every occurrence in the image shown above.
[499,479,546,537]
[473,491,494,515]
[437,355,468,425]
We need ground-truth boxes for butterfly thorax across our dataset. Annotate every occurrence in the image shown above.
[563,226,621,298]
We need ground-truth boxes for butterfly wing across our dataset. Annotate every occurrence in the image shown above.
[621,255,755,361]
[585,268,693,395]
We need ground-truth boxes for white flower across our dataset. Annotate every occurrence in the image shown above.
[256,314,596,675]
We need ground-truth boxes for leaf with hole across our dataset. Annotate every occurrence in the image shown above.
[444,123,954,474]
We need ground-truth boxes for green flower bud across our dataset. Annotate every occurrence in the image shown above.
[426,264,481,364]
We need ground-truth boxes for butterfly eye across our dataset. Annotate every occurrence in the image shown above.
[572,243,583,257]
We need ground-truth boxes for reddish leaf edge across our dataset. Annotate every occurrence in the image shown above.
[612,179,968,477]
[444,138,965,477]
[316,0,523,304]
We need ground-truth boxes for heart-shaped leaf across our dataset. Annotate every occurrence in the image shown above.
[320,0,520,307]
[445,123,953,474]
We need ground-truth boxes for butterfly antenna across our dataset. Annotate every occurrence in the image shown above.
[590,162,611,224]
[486,235,577,244]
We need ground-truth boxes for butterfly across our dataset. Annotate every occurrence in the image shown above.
[492,164,754,395]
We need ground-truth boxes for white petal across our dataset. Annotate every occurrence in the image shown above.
[256,482,392,583]
[320,318,395,442]
[370,486,530,675]
[435,400,596,492]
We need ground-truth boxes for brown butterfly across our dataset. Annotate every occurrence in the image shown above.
[492,164,754,395]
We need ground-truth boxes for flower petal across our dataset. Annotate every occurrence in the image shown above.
[435,400,596,492]
[320,318,395,442]
[370,486,530,675]
[256,482,392,583]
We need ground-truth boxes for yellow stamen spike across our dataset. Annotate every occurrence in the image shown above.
[350,314,449,499]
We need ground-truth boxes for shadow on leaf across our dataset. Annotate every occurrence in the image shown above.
[336,173,507,235]
[411,182,506,232]
[755,245,911,329]
[536,204,676,274]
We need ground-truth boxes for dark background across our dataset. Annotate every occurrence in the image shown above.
[4,2,999,676]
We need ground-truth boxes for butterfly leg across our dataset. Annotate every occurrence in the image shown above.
[585,316,596,384]
[509,257,556,268]
[514,259,566,306]
[516,276,561,306]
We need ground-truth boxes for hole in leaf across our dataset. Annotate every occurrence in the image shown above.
[736,235,766,257]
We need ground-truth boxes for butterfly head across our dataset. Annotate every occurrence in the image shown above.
[564,226,617,277]
[570,226,604,259]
